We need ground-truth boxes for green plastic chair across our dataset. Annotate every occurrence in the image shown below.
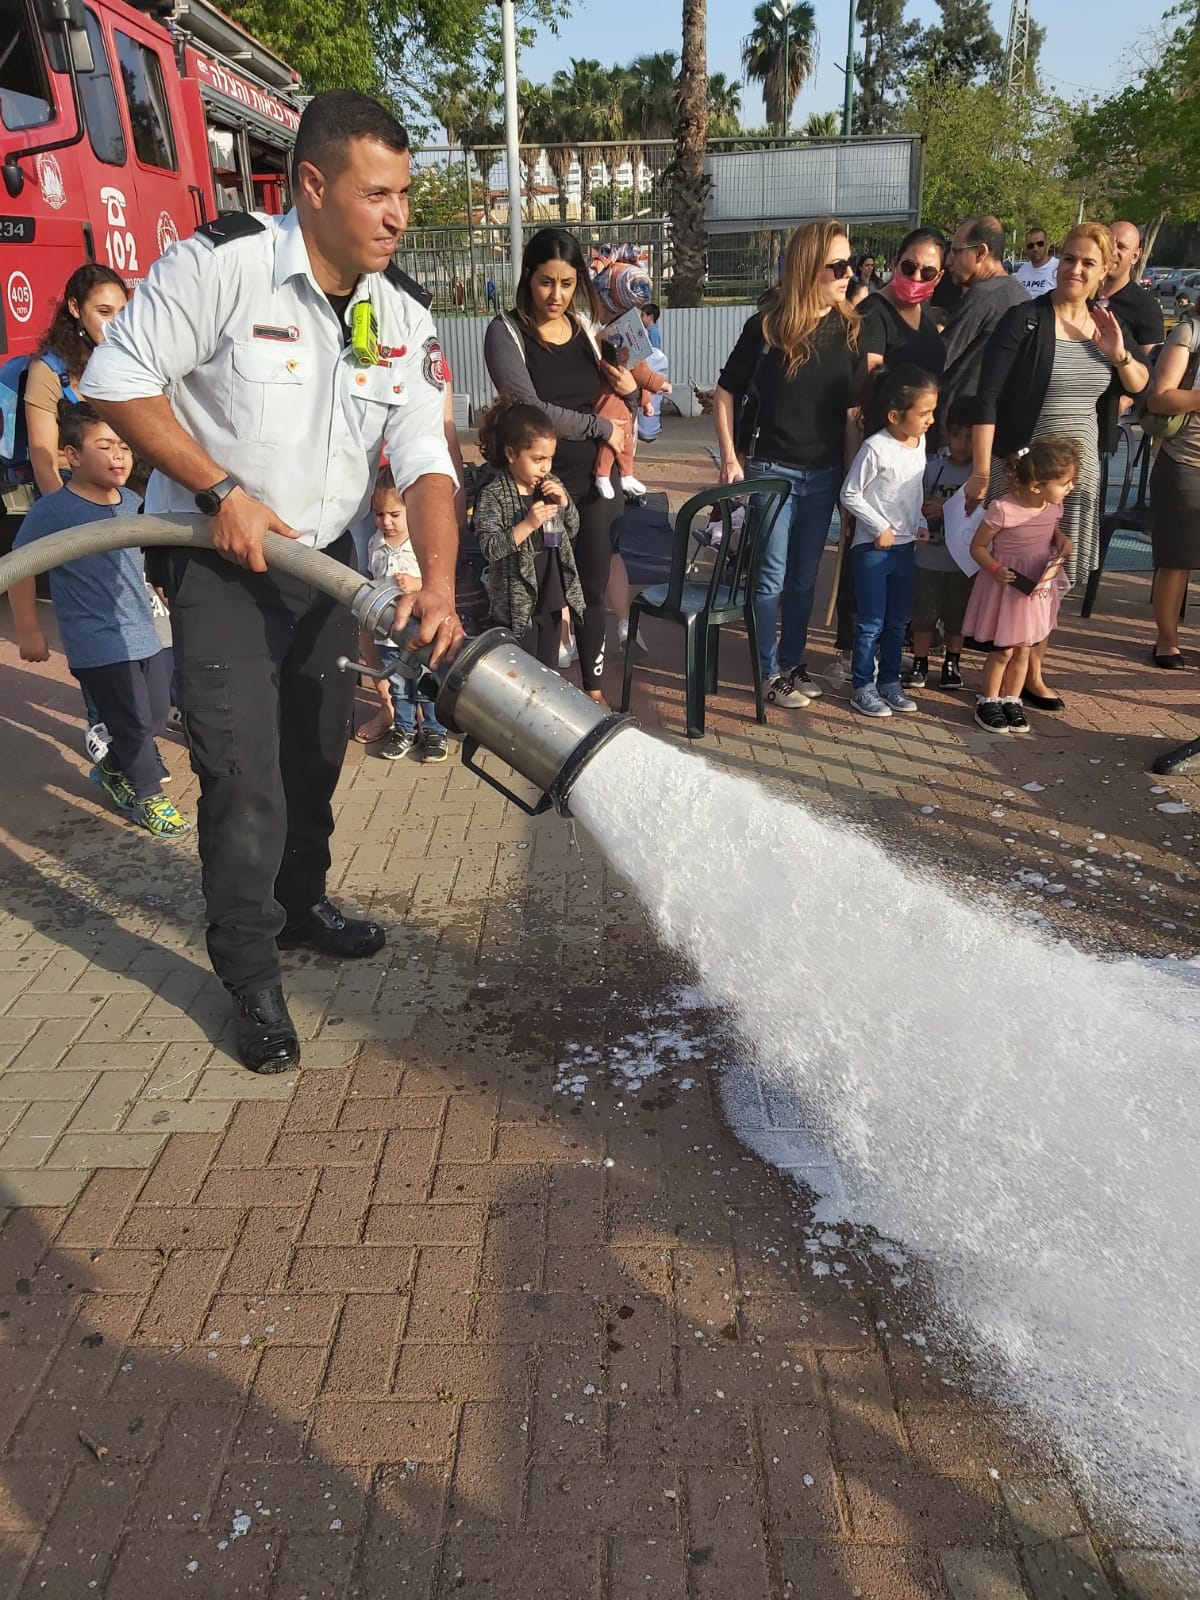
[619,477,791,739]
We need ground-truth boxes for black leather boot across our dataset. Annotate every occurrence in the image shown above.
[233,986,300,1074]
[277,897,386,959]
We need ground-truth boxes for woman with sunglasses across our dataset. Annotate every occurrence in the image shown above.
[859,229,949,380]
[714,220,864,709]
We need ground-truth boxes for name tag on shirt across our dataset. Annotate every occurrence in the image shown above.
[253,324,301,342]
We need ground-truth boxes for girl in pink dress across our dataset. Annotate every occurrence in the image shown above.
[964,436,1081,734]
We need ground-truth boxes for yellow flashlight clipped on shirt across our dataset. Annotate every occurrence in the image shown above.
[351,301,380,366]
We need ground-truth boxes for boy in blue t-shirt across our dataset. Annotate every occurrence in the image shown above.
[10,402,190,838]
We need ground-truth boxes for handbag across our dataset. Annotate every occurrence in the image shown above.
[1136,315,1200,440]
[733,341,770,460]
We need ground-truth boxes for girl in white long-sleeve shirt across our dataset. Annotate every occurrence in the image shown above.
[840,365,940,718]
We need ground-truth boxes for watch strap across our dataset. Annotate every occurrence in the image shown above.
[195,475,238,514]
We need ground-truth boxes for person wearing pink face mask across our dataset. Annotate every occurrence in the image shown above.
[858,229,949,382]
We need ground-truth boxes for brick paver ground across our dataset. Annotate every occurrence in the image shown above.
[1,431,1197,1599]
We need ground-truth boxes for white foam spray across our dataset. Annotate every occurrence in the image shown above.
[573,728,1200,1551]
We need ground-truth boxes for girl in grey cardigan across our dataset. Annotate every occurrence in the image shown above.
[474,397,585,668]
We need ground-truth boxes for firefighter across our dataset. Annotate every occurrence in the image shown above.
[83,90,463,1074]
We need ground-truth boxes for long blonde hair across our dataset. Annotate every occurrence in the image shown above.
[762,219,860,376]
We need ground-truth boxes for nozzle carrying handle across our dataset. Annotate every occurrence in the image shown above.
[460,737,553,817]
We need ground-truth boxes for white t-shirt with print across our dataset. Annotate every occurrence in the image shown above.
[1016,258,1060,295]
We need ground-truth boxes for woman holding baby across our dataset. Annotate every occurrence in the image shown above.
[484,228,639,705]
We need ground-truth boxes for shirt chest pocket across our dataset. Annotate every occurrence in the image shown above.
[345,362,406,448]
[230,340,307,445]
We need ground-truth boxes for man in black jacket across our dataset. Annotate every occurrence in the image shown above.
[1103,222,1165,349]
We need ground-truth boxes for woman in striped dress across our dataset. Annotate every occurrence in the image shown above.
[966,225,1149,709]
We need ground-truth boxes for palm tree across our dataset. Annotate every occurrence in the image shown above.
[707,71,742,137]
[550,59,612,221]
[801,109,839,136]
[741,0,817,134]
[524,88,572,221]
[671,0,708,305]
[623,52,680,211]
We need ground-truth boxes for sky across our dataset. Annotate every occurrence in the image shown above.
[518,0,1155,130]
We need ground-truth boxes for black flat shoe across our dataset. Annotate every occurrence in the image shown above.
[1021,689,1065,712]
[1152,650,1189,669]
[278,896,386,959]
[233,986,299,1074]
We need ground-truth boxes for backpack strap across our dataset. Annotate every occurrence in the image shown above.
[39,350,79,402]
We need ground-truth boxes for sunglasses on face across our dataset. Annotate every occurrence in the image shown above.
[1027,240,1046,250]
[824,258,853,278]
[898,259,941,282]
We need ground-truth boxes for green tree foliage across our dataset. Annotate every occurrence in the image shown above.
[707,72,743,137]
[227,0,560,116]
[1070,0,1200,238]
[919,0,1002,87]
[854,0,919,132]
[905,71,1079,240]
[801,110,841,136]
[407,163,471,226]
[741,0,818,133]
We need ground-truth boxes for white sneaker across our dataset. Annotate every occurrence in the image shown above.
[594,476,615,500]
[787,667,823,700]
[766,673,810,709]
[84,722,111,763]
[620,474,647,497]
[850,684,892,718]
[558,639,579,669]
[618,619,648,656]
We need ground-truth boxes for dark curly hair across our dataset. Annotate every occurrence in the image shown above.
[477,395,556,469]
[861,362,939,437]
[37,264,128,379]
[1003,435,1082,493]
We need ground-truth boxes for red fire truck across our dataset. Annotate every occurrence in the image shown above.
[0,0,301,356]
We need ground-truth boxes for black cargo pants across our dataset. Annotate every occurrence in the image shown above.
[161,534,357,995]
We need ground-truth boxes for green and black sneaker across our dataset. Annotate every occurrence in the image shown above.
[89,761,137,814]
[133,795,192,838]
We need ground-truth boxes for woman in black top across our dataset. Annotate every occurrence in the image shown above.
[483,229,638,703]
[714,218,862,707]
[858,228,948,381]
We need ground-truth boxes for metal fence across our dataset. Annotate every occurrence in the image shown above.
[401,136,922,315]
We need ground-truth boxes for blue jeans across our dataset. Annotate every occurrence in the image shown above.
[748,461,841,680]
[850,542,916,690]
[378,645,444,735]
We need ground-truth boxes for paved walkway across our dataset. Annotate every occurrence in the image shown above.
[0,438,1198,1599]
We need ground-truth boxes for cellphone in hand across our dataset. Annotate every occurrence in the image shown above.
[1009,570,1038,596]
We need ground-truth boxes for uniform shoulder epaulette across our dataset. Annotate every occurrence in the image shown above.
[195,213,268,248]
[384,261,433,309]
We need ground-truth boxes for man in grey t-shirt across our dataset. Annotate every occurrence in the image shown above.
[940,214,1029,415]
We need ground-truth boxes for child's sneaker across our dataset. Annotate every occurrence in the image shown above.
[420,729,449,762]
[379,728,416,761]
[850,684,892,718]
[766,672,810,708]
[879,681,918,713]
[619,474,647,497]
[89,761,137,813]
[902,656,928,688]
[84,722,111,763]
[940,654,964,690]
[134,795,192,837]
[558,638,579,669]
[974,697,1009,734]
[1001,697,1031,734]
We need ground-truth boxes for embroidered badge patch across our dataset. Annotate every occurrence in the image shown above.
[422,337,449,391]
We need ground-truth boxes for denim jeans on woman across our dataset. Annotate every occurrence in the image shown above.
[747,461,841,681]
[850,541,916,691]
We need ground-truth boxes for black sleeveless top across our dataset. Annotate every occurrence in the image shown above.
[519,325,605,498]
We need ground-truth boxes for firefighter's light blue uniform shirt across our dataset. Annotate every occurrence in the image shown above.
[81,209,455,549]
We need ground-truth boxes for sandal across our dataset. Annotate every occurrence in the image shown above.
[1152,650,1189,670]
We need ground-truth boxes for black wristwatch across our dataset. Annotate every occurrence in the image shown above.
[194,474,239,516]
